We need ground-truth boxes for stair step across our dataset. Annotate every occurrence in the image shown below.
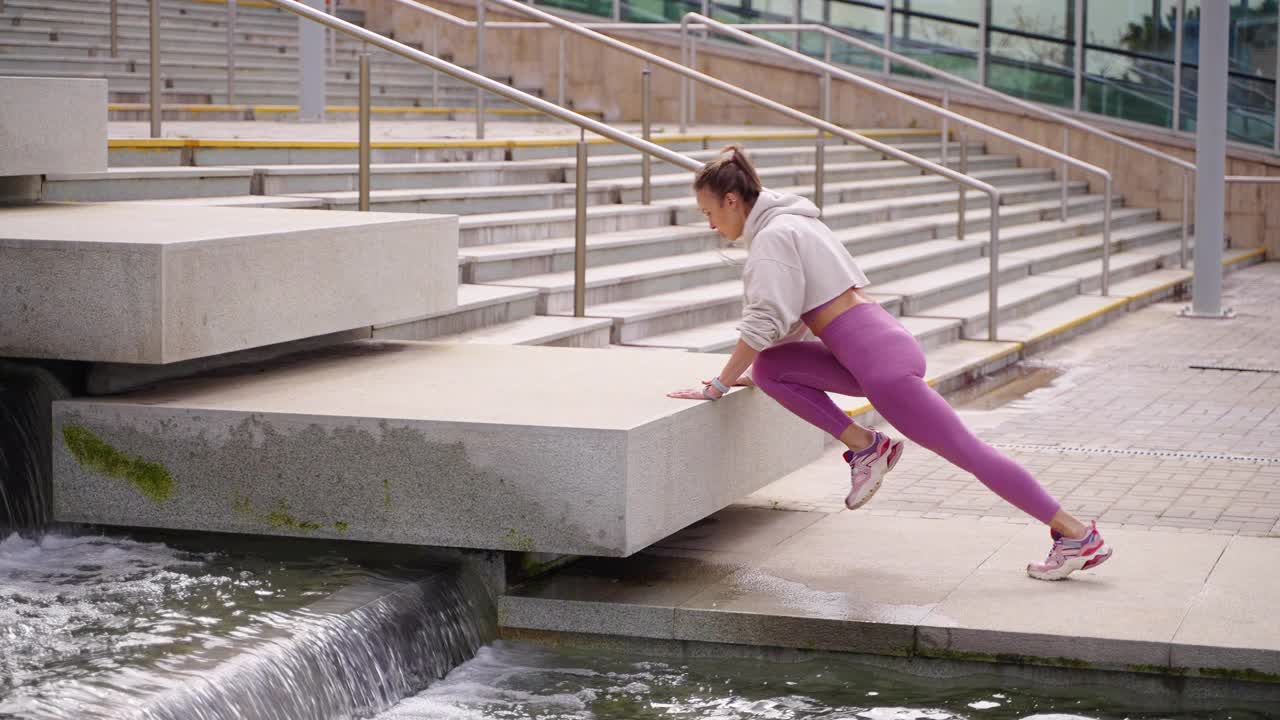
[460,225,718,283]
[872,255,1036,314]
[589,280,745,343]
[459,204,672,247]
[372,285,538,341]
[910,274,1084,340]
[438,315,613,348]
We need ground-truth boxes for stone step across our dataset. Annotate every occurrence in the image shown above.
[617,155,1023,204]
[42,166,256,201]
[372,284,538,342]
[1,203,456,364]
[566,140,985,180]
[588,280,745,344]
[3,0,296,27]
[287,182,616,215]
[497,249,747,315]
[50,342,825,556]
[1004,221,1183,276]
[508,131,947,161]
[874,255,1038,315]
[460,226,720,283]
[436,315,614,348]
[909,273,1084,340]
[621,310,956,354]
[248,149,1006,195]
[459,204,674,247]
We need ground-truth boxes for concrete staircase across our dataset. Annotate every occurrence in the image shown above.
[0,0,547,116]
[47,129,1265,365]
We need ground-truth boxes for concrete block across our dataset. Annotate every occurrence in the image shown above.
[51,342,825,556]
[0,76,107,176]
[1,204,456,363]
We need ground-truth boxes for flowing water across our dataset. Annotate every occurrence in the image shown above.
[0,530,494,719]
[375,641,1276,720]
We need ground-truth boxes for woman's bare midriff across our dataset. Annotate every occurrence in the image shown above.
[804,287,876,336]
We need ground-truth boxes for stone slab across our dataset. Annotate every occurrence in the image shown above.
[51,342,825,556]
[1,204,457,363]
[0,76,107,176]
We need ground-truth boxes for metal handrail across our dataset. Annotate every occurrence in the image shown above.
[478,0,1012,342]
[681,13,1117,299]
[683,19,1191,270]
[259,0,703,319]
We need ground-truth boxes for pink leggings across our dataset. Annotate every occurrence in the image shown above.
[752,302,1061,524]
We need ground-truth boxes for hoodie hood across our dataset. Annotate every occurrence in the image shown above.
[739,188,820,247]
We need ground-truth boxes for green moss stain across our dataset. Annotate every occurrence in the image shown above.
[232,494,253,516]
[267,502,322,532]
[63,424,174,503]
[1198,666,1280,684]
[382,478,392,510]
[504,528,535,552]
[924,648,1091,670]
[333,521,349,533]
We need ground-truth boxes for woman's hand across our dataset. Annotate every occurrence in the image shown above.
[667,382,723,401]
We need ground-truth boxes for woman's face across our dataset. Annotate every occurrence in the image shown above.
[696,188,749,241]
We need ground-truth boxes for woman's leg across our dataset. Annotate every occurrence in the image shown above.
[818,304,1063,525]
[752,341,875,448]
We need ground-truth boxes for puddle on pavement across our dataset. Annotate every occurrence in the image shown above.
[950,364,1066,413]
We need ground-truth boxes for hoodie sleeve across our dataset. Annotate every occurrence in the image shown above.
[737,232,806,352]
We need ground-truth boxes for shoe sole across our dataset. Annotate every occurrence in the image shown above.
[845,439,905,511]
[1027,543,1113,581]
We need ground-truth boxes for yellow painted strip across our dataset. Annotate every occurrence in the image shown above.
[1024,297,1132,345]
[1225,247,1268,265]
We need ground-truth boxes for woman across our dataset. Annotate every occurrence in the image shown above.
[668,146,1112,581]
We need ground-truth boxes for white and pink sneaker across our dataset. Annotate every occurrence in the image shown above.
[842,432,904,510]
[1027,521,1113,581]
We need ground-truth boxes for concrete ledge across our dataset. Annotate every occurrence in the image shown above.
[52,342,824,556]
[1,204,456,363]
[0,76,107,176]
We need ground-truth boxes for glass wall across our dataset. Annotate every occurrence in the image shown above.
[987,1,1075,107]
[565,0,1280,150]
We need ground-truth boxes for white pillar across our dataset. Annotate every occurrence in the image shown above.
[1186,0,1231,318]
[298,0,327,121]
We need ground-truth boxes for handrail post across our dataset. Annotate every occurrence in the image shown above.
[641,67,652,205]
[110,0,119,57]
[1102,175,1113,295]
[815,72,829,213]
[359,50,372,211]
[476,0,486,139]
[149,0,161,138]
[558,31,566,106]
[431,22,439,107]
[940,87,949,167]
[881,1,891,74]
[1180,170,1191,268]
[1072,0,1084,112]
[574,134,589,317]
[1060,126,1068,221]
[679,22,689,133]
[226,0,237,106]
[988,195,1000,341]
[689,34,698,126]
[957,130,968,241]
[1173,0,1185,130]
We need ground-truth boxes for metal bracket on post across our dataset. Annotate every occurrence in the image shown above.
[957,130,968,241]
[476,0,486,140]
[358,49,371,211]
[574,132,589,318]
[641,67,652,205]
[149,0,161,138]
[226,0,237,106]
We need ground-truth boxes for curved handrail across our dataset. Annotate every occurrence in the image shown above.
[466,0,1018,342]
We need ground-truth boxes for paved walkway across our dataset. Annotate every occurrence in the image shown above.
[742,262,1280,537]
[501,262,1280,682]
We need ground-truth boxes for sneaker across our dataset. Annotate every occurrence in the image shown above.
[842,432,905,510]
[1026,521,1113,581]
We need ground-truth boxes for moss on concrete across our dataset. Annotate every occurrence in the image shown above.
[334,521,349,533]
[63,423,174,503]
[1198,666,1280,684]
[923,648,1092,670]
[267,504,323,532]
[504,528,535,552]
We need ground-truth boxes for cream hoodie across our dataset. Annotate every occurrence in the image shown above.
[735,189,871,352]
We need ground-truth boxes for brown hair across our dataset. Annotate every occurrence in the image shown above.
[693,145,762,206]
